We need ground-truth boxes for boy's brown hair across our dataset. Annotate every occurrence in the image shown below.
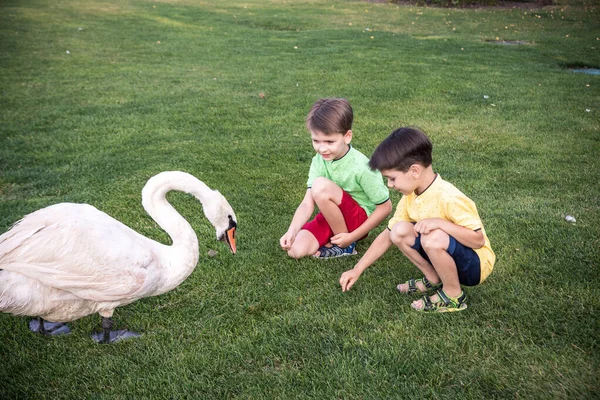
[306,98,353,135]
[369,127,433,172]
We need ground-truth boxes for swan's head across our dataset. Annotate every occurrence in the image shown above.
[203,190,237,254]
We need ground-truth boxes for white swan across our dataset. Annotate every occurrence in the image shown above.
[0,171,237,343]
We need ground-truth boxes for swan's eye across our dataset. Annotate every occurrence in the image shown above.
[227,215,236,230]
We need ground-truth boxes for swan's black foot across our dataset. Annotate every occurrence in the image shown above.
[29,318,71,336]
[91,317,140,344]
[91,329,141,344]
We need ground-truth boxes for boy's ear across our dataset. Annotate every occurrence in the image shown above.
[343,129,353,144]
[409,164,421,178]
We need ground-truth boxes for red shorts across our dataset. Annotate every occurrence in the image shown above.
[302,190,369,248]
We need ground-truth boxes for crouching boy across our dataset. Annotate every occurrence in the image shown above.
[339,127,495,312]
[280,98,392,259]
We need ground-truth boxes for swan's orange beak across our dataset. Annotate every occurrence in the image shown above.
[225,226,236,254]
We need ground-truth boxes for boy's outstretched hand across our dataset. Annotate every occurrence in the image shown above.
[339,268,361,292]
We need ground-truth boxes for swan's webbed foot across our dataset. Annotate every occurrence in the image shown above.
[91,317,140,344]
[91,329,141,344]
[29,318,71,336]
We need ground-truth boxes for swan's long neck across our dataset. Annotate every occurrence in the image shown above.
[141,171,212,289]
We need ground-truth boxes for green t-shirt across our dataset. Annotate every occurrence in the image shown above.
[307,146,389,215]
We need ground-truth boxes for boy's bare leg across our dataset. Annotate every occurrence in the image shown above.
[311,177,348,236]
[409,229,463,310]
[418,229,461,295]
[390,222,441,292]
[287,229,320,259]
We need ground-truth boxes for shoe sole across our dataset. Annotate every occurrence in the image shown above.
[411,303,468,312]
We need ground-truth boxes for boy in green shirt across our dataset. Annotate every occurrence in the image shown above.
[339,127,495,312]
[280,98,392,259]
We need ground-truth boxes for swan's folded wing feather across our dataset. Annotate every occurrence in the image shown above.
[1,261,149,302]
[0,204,159,302]
[0,218,46,259]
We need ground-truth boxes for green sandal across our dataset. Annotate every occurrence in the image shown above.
[412,289,468,313]
[397,277,441,295]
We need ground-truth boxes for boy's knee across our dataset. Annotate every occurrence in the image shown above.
[287,242,312,259]
[310,177,336,201]
[287,249,304,259]
[390,222,415,246]
[420,229,449,252]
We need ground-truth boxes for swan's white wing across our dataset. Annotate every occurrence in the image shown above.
[0,203,160,302]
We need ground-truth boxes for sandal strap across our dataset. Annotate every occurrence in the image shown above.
[406,277,437,293]
[437,289,467,308]
[407,278,418,293]
[456,291,467,306]
[436,289,451,306]
[415,290,467,312]
[422,294,433,310]
[422,277,434,290]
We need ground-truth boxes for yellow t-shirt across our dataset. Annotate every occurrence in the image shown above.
[388,174,495,282]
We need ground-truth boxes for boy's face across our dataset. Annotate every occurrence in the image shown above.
[311,130,352,161]
[381,168,417,196]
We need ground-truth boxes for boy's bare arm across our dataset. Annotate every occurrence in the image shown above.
[339,229,393,292]
[330,199,392,248]
[280,190,315,250]
[414,218,485,249]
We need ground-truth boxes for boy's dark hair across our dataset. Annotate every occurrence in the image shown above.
[369,127,433,172]
[306,98,353,135]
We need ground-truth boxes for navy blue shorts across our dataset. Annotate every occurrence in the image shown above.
[411,233,481,286]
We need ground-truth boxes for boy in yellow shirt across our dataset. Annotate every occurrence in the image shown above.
[339,127,495,312]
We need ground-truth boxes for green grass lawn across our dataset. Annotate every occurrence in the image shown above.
[1,0,598,398]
